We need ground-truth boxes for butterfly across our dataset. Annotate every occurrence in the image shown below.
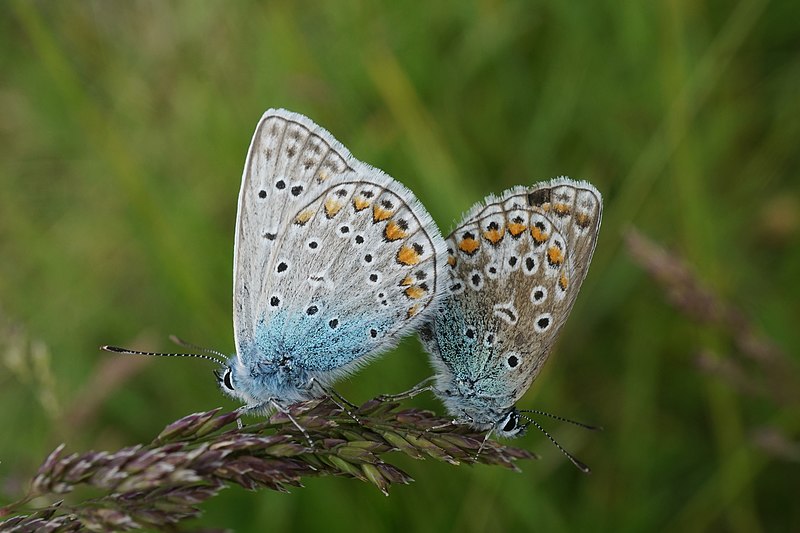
[104,109,447,416]
[415,178,602,467]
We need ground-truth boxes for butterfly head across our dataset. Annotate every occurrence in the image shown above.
[213,353,315,406]
[213,359,257,404]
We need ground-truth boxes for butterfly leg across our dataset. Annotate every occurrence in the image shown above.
[474,429,495,461]
[306,378,358,409]
[424,419,460,431]
[269,398,315,448]
[425,410,476,433]
[305,378,362,425]
[375,376,437,402]
[238,401,315,448]
[234,403,268,429]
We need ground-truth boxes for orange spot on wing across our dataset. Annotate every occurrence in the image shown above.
[407,305,420,318]
[559,272,569,290]
[547,245,564,266]
[353,196,370,211]
[508,222,527,237]
[384,220,408,241]
[294,210,313,226]
[373,204,393,222]
[447,255,457,267]
[531,225,548,244]
[575,212,591,228]
[324,198,343,218]
[397,244,422,265]
[483,225,505,245]
[553,203,571,217]
[404,285,427,299]
[458,236,480,255]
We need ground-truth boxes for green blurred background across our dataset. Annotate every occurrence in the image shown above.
[2,1,799,531]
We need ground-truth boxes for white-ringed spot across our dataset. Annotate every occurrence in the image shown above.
[504,351,521,370]
[530,285,548,305]
[534,313,552,333]
[468,270,484,291]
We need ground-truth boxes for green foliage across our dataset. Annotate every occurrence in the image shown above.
[1,1,799,531]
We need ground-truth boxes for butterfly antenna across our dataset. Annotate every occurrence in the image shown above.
[100,345,226,367]
[519,409,603,431]
[519,413,592,474]
[168,334,228,360]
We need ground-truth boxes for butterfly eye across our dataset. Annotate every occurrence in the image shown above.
[501,412,518,433]
[222,368,234,391]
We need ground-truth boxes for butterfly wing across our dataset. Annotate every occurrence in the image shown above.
[423,177,602,415]
[233,109,446,383]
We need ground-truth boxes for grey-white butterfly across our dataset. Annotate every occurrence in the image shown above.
[414,178,602,468]
[105,109,447,417]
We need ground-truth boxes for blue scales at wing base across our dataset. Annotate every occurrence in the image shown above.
[232,308,393,402]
